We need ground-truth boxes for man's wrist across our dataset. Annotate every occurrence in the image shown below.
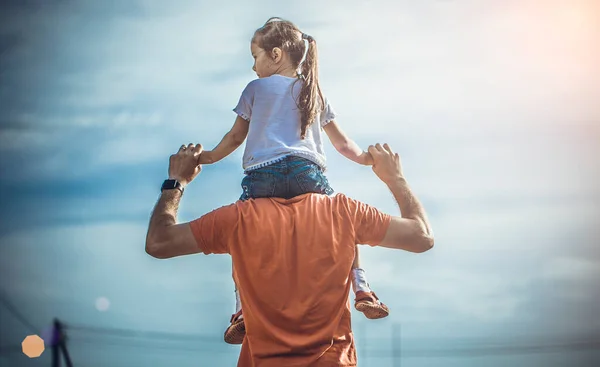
[167,177,188,188]
[161,187,183,197]
[384,175,407,188]
[162,178,186,194]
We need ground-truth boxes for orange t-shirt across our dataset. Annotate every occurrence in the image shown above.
[190,193,391,367]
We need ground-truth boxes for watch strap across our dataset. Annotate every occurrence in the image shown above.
[161,179,184,194]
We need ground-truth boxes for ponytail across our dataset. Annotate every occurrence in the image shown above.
[297,35,324,139]
[253,18,325,139]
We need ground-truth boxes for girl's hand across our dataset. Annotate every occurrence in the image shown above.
[360,151,374,166]
[197,151,214,164]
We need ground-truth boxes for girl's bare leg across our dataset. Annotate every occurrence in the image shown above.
[352,245,390,319]
[224,265,246,345]
[234,282,242,316]
[231,264,243,316]
[350,245,371,293]
[352,244,361,269]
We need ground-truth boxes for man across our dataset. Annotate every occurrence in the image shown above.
[145,143,434,367]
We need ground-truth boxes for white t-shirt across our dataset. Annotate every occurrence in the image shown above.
[233,74,336,172]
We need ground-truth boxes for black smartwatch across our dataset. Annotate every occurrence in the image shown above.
[161,179,184,194]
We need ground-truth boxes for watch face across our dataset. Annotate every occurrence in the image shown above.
[162,179,178,190]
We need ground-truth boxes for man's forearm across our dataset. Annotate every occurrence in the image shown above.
[387,177,433,236]
[146,190,182,245]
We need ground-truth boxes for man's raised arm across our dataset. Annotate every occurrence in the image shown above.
[369,143,434,253]
[145,144,204,259]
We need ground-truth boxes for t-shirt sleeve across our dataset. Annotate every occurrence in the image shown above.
[188,204,238,255]
[344,195,391,246]
[319,96,336,128]
[233,81,255,121]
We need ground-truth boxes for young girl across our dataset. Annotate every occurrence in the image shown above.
[198,17,390,345]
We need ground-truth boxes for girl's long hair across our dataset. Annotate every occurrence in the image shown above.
[253,17,325,139]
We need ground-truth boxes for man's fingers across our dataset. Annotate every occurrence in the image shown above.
[370,143,392,156]
[367,145,379,157]
[178,143,203,154]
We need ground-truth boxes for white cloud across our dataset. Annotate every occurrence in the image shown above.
[541,257,600,281]
[314,0,600,134]
[93,133,171,166]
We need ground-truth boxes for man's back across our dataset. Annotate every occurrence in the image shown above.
[190,193,391,366]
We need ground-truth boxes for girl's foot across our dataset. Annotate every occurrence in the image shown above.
[354,290,390,319]
[351,268,388,318]
[224,310,246,344]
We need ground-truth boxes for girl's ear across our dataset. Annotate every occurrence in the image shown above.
[271,47,282,63]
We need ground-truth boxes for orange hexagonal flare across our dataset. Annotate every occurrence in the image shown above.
[21,334,45,358]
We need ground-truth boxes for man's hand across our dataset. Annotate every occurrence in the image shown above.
[168,143,203,187]
[371,143,434,253]
[368,143,404,185]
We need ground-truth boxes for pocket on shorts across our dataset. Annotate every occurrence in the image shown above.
[296,166,334,195]
[245,170,277,199]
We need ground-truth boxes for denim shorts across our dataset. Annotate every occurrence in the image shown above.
[239,155,334,201]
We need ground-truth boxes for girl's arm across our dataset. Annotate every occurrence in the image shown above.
[323,121,373,165]
[198,116,249,164]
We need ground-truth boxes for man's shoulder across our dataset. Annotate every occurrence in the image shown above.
[227,194,368,217]
[195,202,240,223]
[265,193,349,205]
[326,193,380,218]
[284,193,364,213]
[328,192,359,205]
[295,193,361,206]
[227,193,363,209]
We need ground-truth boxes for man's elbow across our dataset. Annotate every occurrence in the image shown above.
[413,233,434,253]
[145,238,170,259]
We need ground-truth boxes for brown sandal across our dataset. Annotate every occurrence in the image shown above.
[355,291,390,319]
[224,310,246,344]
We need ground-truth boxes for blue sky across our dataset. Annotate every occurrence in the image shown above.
[0,0,599,366]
